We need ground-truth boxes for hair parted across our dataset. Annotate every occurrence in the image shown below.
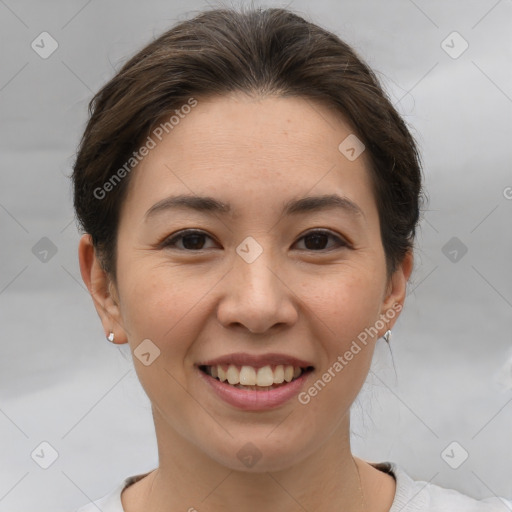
[72,5,425,284]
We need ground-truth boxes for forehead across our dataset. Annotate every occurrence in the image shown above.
[153,92,361,164]
[123,93,375,219]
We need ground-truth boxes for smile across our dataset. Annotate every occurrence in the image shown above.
[199,364,314,390]
[197,363,314,411]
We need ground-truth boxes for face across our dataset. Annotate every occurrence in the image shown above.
[80,92,411,472]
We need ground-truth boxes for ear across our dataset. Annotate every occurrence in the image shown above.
[78,233,127,344]
[378,249,414,336]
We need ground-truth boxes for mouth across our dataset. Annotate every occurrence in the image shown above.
[198,364,315,391]
[195,353,315,410]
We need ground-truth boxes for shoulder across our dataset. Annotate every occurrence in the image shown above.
[371,461,512,512]
[73,472,151,512]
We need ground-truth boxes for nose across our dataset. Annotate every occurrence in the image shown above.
[216,246,298,335]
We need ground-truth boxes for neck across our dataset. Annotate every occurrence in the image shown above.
[135,408,368,512]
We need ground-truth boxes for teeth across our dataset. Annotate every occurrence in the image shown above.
[274,365,284,383]
[205,363,307,387]
[217,365,227,382]
[284,365,294,382]
[256,366,274,386]
[226,365,239,385]
[239,366,256,385]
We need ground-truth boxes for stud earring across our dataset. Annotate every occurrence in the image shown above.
[383,329,391,344]
[107,332,115,343]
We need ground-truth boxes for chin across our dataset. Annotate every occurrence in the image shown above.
[203,432,312,473]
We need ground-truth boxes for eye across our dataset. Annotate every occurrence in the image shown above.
[293,229,349,251]
[160,228,349,252]
[161,229,218,251]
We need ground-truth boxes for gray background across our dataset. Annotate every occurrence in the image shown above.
[1,0,511,510]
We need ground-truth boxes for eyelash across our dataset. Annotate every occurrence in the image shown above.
[160,229,350,252]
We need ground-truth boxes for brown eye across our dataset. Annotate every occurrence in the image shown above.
[161,229,349,252]
[294,230,349,251]
[161,230,218,251]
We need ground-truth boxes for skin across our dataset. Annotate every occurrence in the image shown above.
[79,92,413,512]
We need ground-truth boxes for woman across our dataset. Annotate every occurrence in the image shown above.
[72,6,510,511]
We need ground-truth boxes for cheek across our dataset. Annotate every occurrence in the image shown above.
[296,271,381,422]
[117,265,209,410]
[117,260,214,351]
[298,264,383,336]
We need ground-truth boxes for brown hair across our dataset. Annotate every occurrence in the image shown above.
[72,6,424,285]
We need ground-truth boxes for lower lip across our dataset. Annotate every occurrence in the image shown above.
[197,367,312,411]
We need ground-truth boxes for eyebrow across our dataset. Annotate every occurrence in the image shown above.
[144,193,365,221]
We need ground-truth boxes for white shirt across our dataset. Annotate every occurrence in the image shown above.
[74,461,512,511]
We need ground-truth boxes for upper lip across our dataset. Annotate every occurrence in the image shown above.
[197,352,314,369]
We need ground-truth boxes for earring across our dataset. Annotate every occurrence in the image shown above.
[383,329,391,344]
[107,332,115,343]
